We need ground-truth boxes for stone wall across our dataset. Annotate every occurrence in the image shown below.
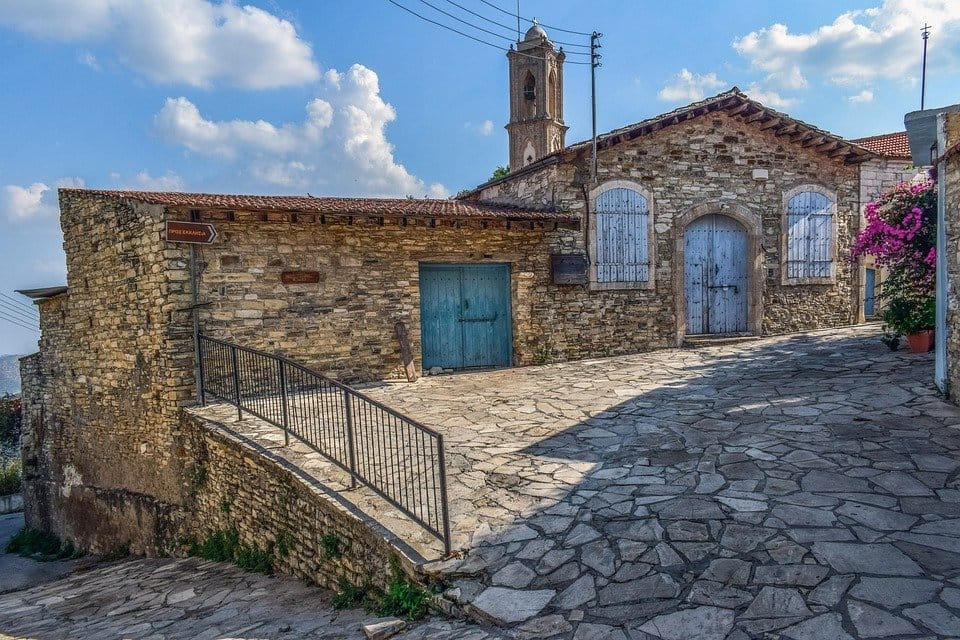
[480,111,863,336]
[19,192,196,554]
[176,210,674,381]
[945,113,960,401]
[178,410,415,592]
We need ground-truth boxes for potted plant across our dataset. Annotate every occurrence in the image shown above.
[851,179,937,353]
[883,295,935,353]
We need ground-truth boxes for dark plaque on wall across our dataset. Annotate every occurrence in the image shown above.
[281,270,321,284]
[551,254,588,285]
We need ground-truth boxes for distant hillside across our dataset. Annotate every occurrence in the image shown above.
[0,356,21,395]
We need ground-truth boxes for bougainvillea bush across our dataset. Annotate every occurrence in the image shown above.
[851,179,937,336]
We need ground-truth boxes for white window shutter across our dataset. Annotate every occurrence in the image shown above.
[787,191,832,279]
[596,188,649,282]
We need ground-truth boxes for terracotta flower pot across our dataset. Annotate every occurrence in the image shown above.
[907,330,934,353]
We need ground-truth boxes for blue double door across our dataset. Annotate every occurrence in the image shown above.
[419,264,512,370]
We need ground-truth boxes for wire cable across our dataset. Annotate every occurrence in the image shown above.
[0,292,39,317]
[439,0,591,49]
[0,300,38,324]
[0,297,38,319]
[0,311,38,333]
[386,0,592,65]
[477,0,593,36]
[419,0,516,44]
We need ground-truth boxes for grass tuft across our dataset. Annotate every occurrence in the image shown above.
[332,576,374,610]
[321,533,342,559]
[6,527,79,561]
[377,568,429,620]
[188,528,272,574]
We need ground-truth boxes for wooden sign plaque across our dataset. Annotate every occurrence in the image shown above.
[281,270,321,285]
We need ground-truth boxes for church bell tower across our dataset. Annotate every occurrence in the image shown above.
[506,21,567,172]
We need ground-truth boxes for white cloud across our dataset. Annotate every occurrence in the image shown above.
[658,68,727,103]
[56,177,86,189]
[0,177,86,220]
[0,0,319,89]
[155,64,447,197]
[77,50,100,71]
[849,89,875,103]
[129,171,184,191]
[156,96,333,159]
[733,0,960,89]
[464,119,496,137]
[1,183,55,219]
[744,83,798,109]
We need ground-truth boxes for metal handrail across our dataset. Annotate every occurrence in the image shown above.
[197,334,451,554]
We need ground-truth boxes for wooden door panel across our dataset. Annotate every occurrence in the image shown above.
[685,215,748,335]
[420,263,511,370]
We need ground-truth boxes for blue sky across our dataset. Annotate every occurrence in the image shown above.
[0,0,958,354]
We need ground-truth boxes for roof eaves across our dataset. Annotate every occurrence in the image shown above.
[17,286,68,300]
[562,87,875,164]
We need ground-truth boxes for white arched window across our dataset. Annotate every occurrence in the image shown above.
[595,186,650,283]
[785,189,834,280]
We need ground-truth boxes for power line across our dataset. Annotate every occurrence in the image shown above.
[0,311,38,333]
[386,0,592,65]
[477,0,592,36]
[0,292,39,317]
[419,0,517,44]
[0,300,38,324]
[0,295,38,317]
[439,0,591,49]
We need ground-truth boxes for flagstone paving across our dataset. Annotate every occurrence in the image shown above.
[195,324,960,639]
[0,533,502,640]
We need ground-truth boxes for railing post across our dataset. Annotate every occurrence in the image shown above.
[197,335,206,406]
[343,391,358,489]
[279,360,290,446]
[436,434,452,556]
[231,345,242,421]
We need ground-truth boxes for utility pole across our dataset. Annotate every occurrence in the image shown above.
[921,23,932,110]
[591,31,602,182]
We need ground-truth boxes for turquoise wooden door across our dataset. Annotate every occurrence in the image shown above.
[419,264,512,369]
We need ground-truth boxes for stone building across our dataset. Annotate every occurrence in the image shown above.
[849,131,929,319]
[940,114,960,399]
[17,23,906,557]
[936,112,960,402]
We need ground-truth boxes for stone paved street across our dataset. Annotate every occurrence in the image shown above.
[197,325,960,639]
[0,512,502,640]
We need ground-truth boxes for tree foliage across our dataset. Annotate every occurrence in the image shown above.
[490,166,509,181]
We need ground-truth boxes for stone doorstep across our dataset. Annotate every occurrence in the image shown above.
[682,334,761,348]
[0,493,22,515]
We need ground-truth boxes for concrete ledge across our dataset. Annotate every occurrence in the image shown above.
[0,493,23,515]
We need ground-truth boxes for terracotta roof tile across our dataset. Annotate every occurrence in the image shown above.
[60,189,576,223]
[850,131,912,158]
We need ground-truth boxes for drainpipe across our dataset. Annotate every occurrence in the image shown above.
[935,114,948,394]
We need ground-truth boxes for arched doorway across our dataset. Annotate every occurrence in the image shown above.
[684,214,748,334]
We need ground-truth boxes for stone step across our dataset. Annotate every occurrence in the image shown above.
[683,333,761,348]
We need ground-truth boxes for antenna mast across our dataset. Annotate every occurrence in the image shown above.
[921,23,932,109]
[516,0,521,41]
